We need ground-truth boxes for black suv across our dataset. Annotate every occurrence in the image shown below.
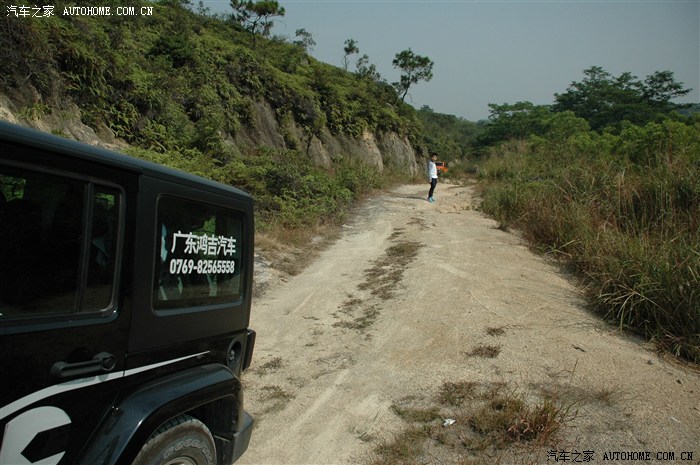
[0,121,255,465]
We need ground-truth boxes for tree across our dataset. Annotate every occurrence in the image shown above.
[343,39,359,71]
[293,28,315,53]
[391,49,433,102]
[355,54,381,82]
[553,66,692,131]
[230,0,285,46]
[476,102,591,147]
[194,1,210,15]
[481,102,551,143]
[417,106,484,160]
[643,70,692,109]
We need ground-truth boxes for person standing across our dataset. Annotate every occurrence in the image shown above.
[427,153,438,202]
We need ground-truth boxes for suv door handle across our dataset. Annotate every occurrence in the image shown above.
[51,352,117,379]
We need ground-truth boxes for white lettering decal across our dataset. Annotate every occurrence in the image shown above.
[171,231,237,257]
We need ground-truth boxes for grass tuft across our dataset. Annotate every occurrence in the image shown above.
[369,381,576,464]
[486,326,507,337]
[255,356,284,375]
[466,344,502,358]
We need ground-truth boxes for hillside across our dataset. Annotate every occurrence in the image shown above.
[2,2,483,230]
[2,2,413,150]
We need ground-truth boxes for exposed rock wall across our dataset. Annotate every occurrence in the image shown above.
[1,95,419,176]
[0,93,125,151]
[234,100,418,176]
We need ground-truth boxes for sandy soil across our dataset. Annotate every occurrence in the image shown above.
[239,182,699,465]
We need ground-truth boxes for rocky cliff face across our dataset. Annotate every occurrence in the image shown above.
[1,94,419,176]
[234,100,418,176]
[0,92,127,152]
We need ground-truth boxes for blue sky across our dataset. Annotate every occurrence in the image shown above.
[202,0,700,121]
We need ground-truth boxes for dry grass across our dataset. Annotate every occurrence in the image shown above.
[366,381,577,465]
[255,356,284,375]
[391,404,442,423]
[466,344,502,358]
[334,238,424,334]
[360,240,422,301]
[369,427,427,465]
[437,381,480,406]
[259,384,295,414]
[256,225,340,277]
[485,326,507,337]
[478,131,700,363]
[333,304,379,332]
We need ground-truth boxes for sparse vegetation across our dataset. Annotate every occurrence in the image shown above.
[259,384,294,414]
[255,356,284,375]
[334,237,423,334]
[479,120,700,362]
[359,240,423,299]
[368,381,577,465]
[437,381,479,406]
[390,404,442,423]
[466,344,502,358]
[333,304,379,332]
[485,326,507,337]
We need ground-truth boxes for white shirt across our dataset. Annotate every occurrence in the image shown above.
[428,161,438,180]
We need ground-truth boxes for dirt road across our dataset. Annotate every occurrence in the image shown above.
[239,183,699,464]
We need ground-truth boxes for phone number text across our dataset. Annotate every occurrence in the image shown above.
[169,259,236,275]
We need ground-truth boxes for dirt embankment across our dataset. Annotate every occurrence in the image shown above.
[241,183,699,465]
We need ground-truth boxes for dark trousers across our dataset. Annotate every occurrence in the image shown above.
[428,178,437,198]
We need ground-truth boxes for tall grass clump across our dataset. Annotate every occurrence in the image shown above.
[479,120,700,362]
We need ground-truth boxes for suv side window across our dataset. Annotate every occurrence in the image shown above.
[0,165,121,320]
[154,196,244,309]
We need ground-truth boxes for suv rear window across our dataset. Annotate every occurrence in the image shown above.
[0,165,121,320]
[154,196,244,309]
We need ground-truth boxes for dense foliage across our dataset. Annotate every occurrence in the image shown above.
[416,105,483,162]
[1,1,423,147]
[0,0,434,230]
[553,66,692,132]
[477,68,699,361]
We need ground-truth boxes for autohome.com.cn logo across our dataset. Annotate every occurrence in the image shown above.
[6,5,155,17]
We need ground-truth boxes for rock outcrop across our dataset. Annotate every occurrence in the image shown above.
[1,95,419,176]
[233,100,418,175]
